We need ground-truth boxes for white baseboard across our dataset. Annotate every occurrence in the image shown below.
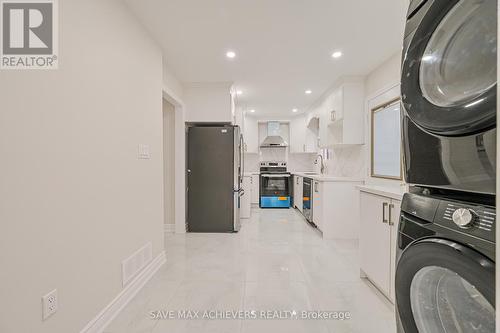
[164,224,176,233]
[80,250,166,333]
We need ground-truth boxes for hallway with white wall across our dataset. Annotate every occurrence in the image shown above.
[0,1,177,331]
[1,0,495,332]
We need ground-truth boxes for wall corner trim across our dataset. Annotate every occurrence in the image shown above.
[79,250,166,333]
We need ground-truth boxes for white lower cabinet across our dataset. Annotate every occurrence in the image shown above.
[389,198,401,301]
[251,174,259,204]
[293,175,303,212]
[240,176,252,219]
[312,180,322,230]
[306,179,363,239]
[359,191,401,303]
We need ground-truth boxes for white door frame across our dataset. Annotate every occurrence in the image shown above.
[162,87,186,234]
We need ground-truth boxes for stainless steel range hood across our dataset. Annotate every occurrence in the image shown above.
[260,135,288,147]
[260,121,288,147]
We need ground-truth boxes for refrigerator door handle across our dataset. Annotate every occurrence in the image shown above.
[240,134,244,178]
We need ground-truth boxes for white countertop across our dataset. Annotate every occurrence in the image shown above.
[292,172,364,183]
[356,184,407,201]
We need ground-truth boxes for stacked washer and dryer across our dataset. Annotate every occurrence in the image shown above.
[396,0,497,332]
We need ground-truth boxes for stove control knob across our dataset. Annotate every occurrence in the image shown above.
[452,208,477,229]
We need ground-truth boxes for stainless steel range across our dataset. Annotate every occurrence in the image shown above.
[259,161,291,208]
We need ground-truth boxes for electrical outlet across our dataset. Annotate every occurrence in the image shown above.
[42,289,58,320]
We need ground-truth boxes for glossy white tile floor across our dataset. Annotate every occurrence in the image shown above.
[105,208,396,333]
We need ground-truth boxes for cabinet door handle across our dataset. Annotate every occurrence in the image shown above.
[388,203,395,226]
[382,202,388,223]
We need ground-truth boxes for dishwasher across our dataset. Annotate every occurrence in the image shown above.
[303,177,313,223]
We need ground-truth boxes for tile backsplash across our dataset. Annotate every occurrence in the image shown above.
[260,147,287,162]
[288,153,317,172]
[244,146,364,177]
[244,150,316,173]
[244,153,259,172]
[324,145,364,177]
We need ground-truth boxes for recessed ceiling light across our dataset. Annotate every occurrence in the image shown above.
[332,51,342,58]
[236,90,243,95]
[292,108,298,113]
[249,109,255,113]
[226,51,236,59]
[305,90,312,95]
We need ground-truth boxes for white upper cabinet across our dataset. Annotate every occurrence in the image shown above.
[243,115,259,153]
[290,115,317,153]
[290,116,305,152]
[184,82,234,122]
[318,77,365,147]
[304,127,317,152]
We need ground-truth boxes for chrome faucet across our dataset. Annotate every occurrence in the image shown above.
[315,154,325,174]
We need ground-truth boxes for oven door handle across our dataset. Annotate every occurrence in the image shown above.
[261,174,291,177]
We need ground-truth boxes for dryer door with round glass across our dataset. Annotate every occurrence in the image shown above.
[401,0,497,136]
[395,238,495,333]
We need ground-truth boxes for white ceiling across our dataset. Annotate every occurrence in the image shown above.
[125,0,408,117]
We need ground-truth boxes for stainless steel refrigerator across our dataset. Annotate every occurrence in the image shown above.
[187,125,243,232]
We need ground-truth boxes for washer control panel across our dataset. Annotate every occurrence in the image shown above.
[451,208,476,229]
[437,201,495,243]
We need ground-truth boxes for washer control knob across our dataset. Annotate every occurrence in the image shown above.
[452,208,477,229]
